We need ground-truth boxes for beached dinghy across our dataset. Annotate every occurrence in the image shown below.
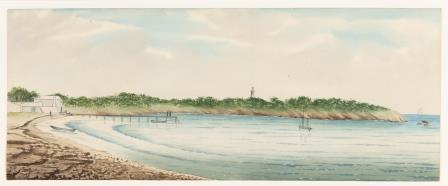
[50,125,76,132]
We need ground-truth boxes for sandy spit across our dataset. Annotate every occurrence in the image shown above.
[6,113,205,180]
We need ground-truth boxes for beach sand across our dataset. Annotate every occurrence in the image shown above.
[6,112,205,180]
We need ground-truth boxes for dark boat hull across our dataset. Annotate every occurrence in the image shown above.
[50,125,76,132]
[151,120,167,123]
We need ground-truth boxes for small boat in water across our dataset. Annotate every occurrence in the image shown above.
[151,119,167,123]
[417,120,430,126]
[151,114,170,123]
[151,116,167,123]
[50,125,76,132]
[416,108,431,126]
[299,125,312,132]
[298,115,312,132]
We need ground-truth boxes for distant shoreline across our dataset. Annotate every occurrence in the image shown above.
[65,105,406,122]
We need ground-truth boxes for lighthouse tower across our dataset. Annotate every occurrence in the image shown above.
[250,87,255,98]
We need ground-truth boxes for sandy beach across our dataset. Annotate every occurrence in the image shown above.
[6,112,205,180]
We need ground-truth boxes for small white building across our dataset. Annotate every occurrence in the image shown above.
[19,102,43,113]
[34,95,63,113]
[11,95,63,113]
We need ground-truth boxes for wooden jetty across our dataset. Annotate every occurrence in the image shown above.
[73,111,180,127]
[298,109,312,133]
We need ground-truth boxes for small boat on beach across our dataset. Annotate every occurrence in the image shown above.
[50,125,77,132]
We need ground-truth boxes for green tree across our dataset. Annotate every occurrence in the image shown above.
[243,97,268,108]
[296,96,312,110]
[7,87,38,102]
[270,97,284,108]
[53,93,68,101]
[195,97,218,107]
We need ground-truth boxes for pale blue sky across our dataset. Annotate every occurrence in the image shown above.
[58,8,439,57]
[59,8,441,47]
[59,9,202,51]
[8,9,442,114]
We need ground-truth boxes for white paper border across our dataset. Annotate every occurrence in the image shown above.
[0,1,445,186]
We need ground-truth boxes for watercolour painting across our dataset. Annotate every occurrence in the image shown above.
[6,8,441,181]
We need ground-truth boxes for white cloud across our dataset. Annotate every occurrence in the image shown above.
[188,35,251,47]
[285,33,335,55]
[49,21,139,41]
[9,10,140,42]
[145,47,174,59]
[267,15,298,36]
[188,10,221,31]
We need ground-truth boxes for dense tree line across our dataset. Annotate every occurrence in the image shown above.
[58,92,388,112]
[8,87,388,112]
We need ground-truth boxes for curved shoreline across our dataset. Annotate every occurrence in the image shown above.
[6,113,205,180]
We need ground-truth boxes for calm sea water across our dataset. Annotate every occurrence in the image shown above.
[58,114,439,181]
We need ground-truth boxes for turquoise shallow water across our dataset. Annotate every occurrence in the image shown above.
[65,114,439,181]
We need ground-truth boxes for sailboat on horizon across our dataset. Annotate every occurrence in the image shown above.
[416,108,430,126]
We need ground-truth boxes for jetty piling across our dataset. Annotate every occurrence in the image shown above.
[75,112,180,127]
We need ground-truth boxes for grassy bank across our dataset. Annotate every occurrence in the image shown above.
[58,92,404,122]
[65,104,405,122]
